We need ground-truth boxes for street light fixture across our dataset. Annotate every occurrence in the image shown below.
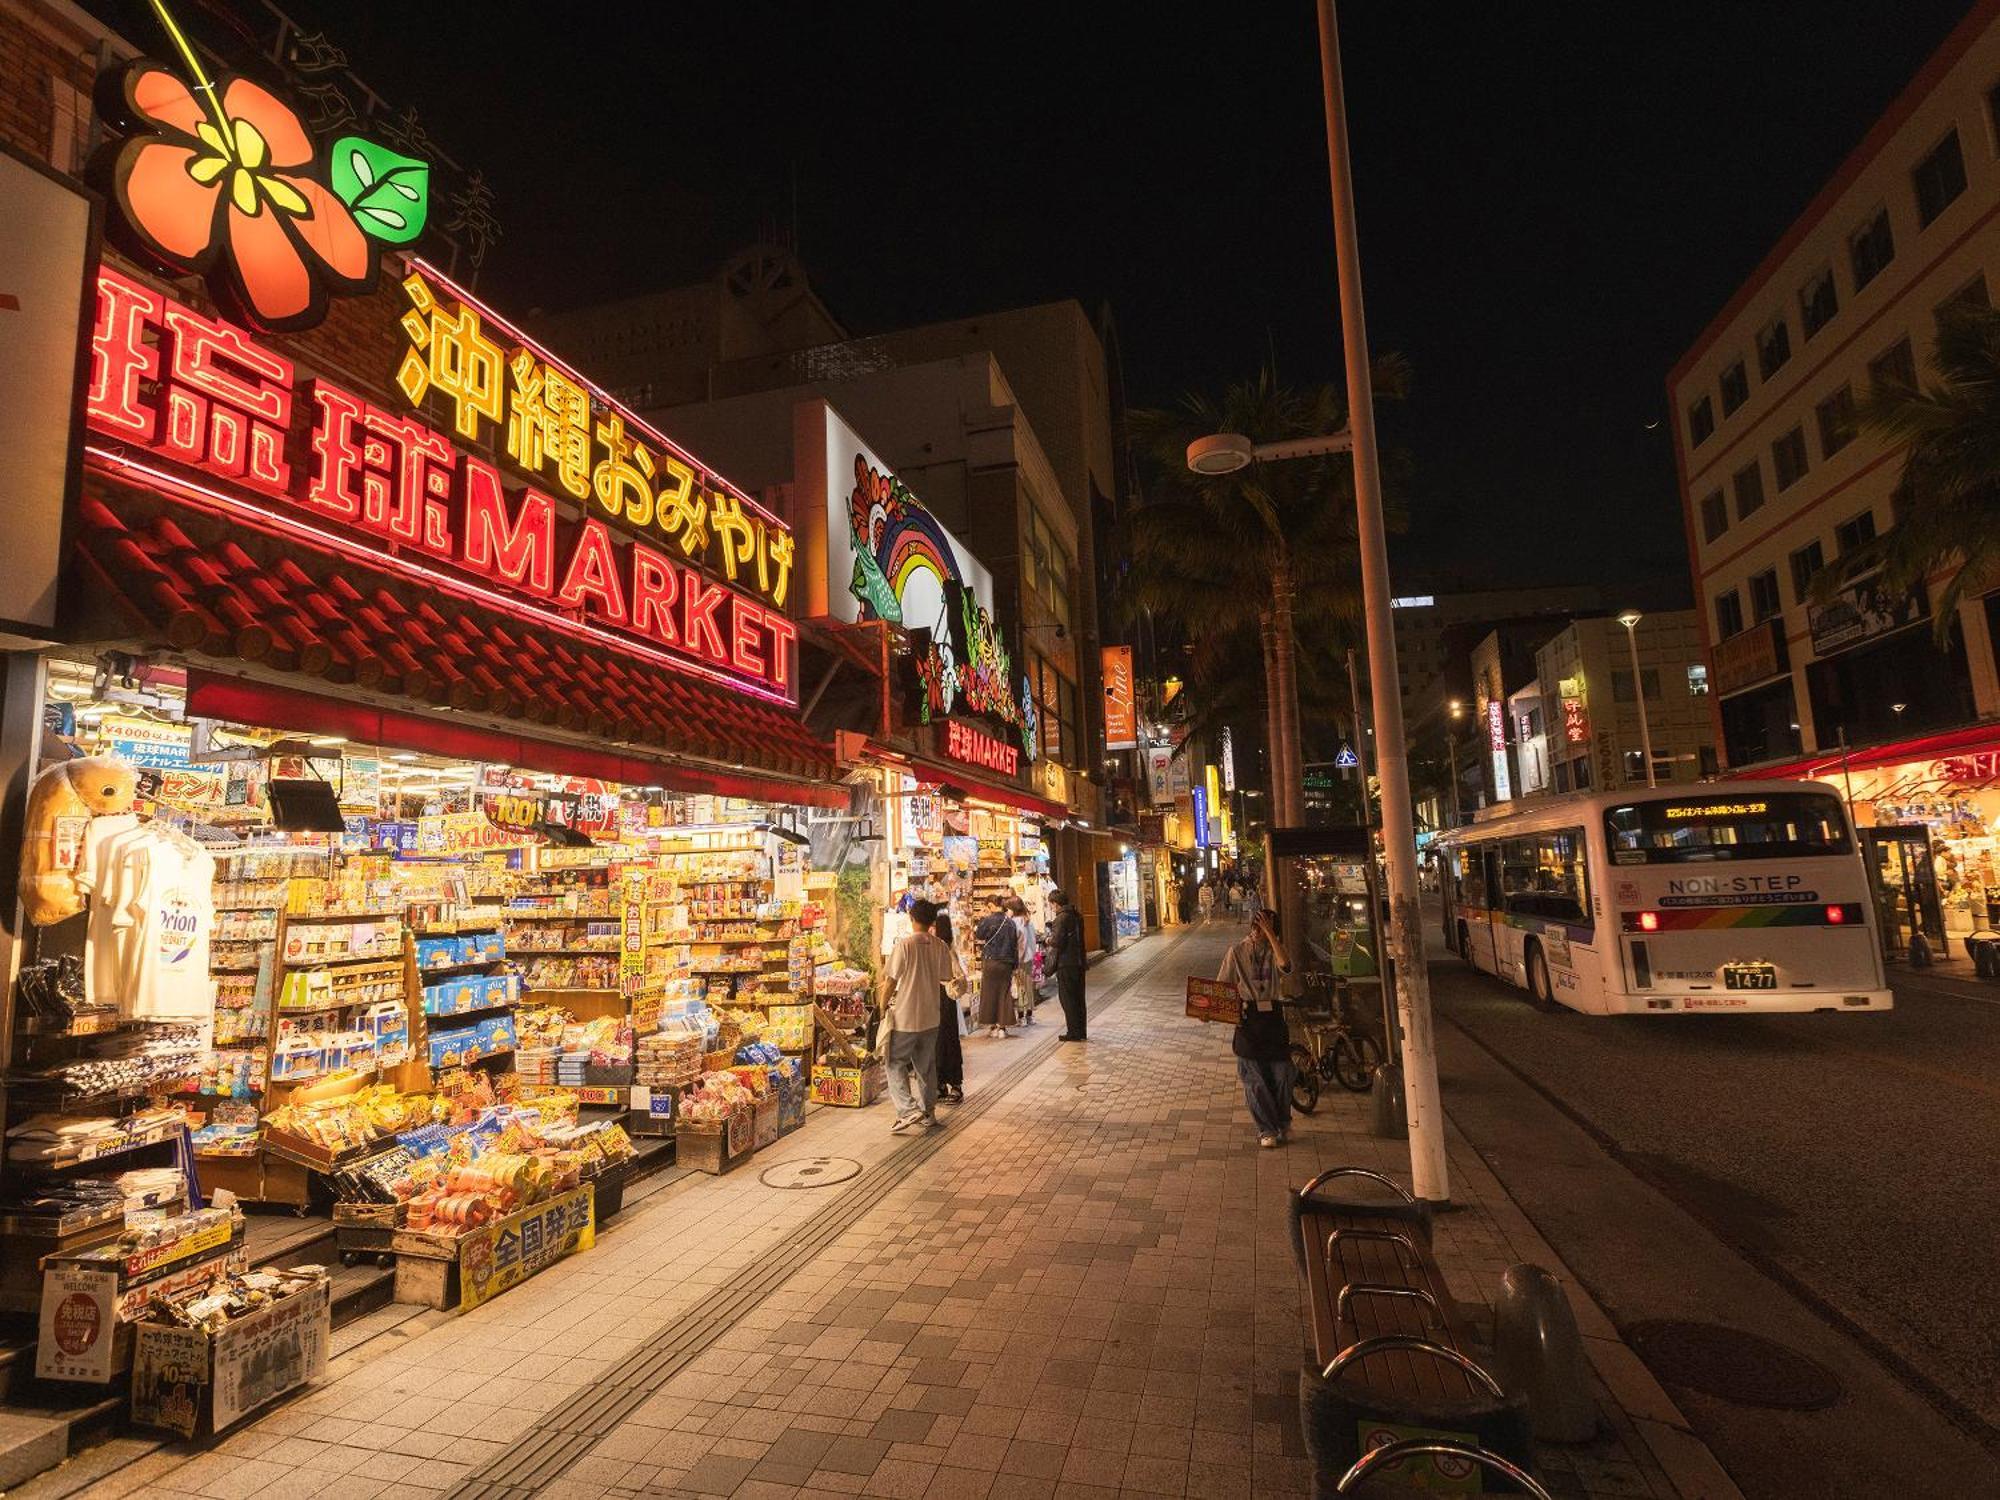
[1446,700,1464,827]
[1617,610,1655,789]
[1185,429,1357,475]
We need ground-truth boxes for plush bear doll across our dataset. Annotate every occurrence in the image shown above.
[19,754,139,926]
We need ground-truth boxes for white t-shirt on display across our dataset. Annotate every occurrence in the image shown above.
[76,814,140,1009]
[109,833,216,1022]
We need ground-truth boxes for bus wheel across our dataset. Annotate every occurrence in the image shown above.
[1524,941,1560,1012]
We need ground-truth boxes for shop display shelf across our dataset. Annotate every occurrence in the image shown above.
[17,1116,192,1171]
[14,1012,126,1038]
[417,959,509,976]
[419,998,518,1021]
[282,951,404,967]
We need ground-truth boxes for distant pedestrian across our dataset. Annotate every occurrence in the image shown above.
[933,911,965,1103]
[1221,907,1296,1148]
[1198,881,1216,922]
[1048,888,1087,1041]
[973,895,1021,1038]
[1178,878,1196,925]
[880,899,959,1132]
[1009,897,1038,1026]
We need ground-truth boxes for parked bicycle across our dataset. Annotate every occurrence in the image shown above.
[1287,972,1383,1112]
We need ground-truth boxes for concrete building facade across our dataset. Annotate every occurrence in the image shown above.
[1531,613,1718,795]
[1668,1,2000,768]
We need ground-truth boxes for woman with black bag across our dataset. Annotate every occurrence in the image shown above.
[933,911,965,1102]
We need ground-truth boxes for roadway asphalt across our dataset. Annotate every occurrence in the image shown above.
[1426,942,2000,1451]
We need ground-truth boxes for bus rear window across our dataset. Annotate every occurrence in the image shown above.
[1604,793,1851,863]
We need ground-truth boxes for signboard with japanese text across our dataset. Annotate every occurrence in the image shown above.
[1145,743,1174,806]
[1185,976,1243,1025]
[36,1265,118,1383]
[1102,646,1136,749]
[208,1278,330,1432]
[457,1183,595,1311]
[942,718,1020,778]
[1807,573,1927,656]
[1192,784,1210,849]
[83,267,798,704]
[1561,696,1590,746]
[1712,618,1787,697]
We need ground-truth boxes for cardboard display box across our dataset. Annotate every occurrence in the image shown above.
[808,1061,884,1108]
[130,1277,331,1438]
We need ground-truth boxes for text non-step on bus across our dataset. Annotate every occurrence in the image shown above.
[1436,783,1892,1015]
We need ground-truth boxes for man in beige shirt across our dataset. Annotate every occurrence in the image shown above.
[881,899,962,1132]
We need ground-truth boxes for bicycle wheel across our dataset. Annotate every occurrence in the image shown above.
[1288,1044,1321,1114]
[1331,1034,1378,1093]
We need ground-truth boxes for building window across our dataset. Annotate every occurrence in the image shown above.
[48,79,90,175]
[1756,316,1792,380]
[1623,750,1648,783]
[1719,359,1750,416]
[1732,462,1765,522]
[1772,426,1809,490]
[1748,567,1782,623]
[1025,510,1072,630]
[1688,395,1715,447]
[1700,490,1728,543]
[1913,128,1968,228]
[1850,208,1895,290]
[1699,745,1720,777]
[1799,268,1838,339]
[1553,761,1572,794]
[1030,654,1080,766]
[1715,588,1744,641]
[1868,336,1917,396]
[1936,273,1991,330]
[1574,758,1592,791]
[1789,539,1825,602]
[1815,385,1857,458]
[1688,664,1710,695]
[1835,509,1877,555]
[1612,669,1661,702]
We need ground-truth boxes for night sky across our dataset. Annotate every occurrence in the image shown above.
[301,2,1971,590]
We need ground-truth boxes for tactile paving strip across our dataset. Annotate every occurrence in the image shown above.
[446,928,1197,1499]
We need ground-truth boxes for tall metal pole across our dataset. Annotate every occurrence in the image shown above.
[1315,0,1448,1203]
[1623,619,1656,787]
[1447,730,1461,826]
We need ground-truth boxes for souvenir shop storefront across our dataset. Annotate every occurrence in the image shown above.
[1740,725,2000,960]
[1,105,885,1383]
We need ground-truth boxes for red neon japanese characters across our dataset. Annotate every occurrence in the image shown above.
[84,268,797,702]
[944,719,1020,778]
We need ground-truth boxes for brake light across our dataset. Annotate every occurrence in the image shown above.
[1637,911,1660,932]
[1825,904,1846,924]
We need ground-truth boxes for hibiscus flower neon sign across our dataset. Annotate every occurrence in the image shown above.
[93,0,430,333]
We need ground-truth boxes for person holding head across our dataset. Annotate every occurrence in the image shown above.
[932,909,966,1103]
[973,894,1021,1039]
[1008,897,1038,1026]
[1046,888,1087,1041]
[880,898,960,1133]
[1221,906,1296,1148]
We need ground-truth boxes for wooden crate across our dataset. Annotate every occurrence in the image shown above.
[675,1106,753,1175]
[752,1096,779,1151]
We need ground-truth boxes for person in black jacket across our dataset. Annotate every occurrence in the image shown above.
[933,911,965,1102]
[1047,889,1087,1041]
[1222,908,1296,1146]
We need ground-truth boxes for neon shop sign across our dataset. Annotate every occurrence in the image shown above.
[394,267,794,612]
[84,267,798,702]
[942,719,1020,778]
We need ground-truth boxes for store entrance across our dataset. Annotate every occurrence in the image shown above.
[1864,826,1945,961]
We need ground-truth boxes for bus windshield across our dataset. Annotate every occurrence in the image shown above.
[1604,793,1851,863]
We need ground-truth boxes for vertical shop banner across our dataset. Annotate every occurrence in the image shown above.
[1102,646,1137,749]
[1220,727,1236,793]
[1192,784,1210,849]
[1145,743,1174,806]
[0,148,94,633]
[1204,765,1224,845]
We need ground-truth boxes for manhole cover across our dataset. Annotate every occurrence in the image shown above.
[1625,1320,1842,1411]
[760,1156,862,1190]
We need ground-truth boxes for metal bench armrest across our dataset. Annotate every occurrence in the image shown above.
[1324,1226,1425,1276]
[1300,1166,1416,1203]
[1322,1335,1505,1398]
[1334,1283,1444,1335]
[1337,1436,1551,1498]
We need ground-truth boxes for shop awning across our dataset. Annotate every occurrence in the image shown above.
[73,493,845,806]
[843,739,1069,822]
[1729,723,2000,781]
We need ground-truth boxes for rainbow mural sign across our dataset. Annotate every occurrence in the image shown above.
[814,404,1031,757]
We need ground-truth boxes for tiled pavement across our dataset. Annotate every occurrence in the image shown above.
[57,921,1738,1500]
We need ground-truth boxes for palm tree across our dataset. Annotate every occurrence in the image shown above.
[1123,365,1407,825]
[1819,303,2000,636]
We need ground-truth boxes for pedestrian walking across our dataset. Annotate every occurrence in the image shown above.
[1047,888,1087,1041]
[973,895,1021,1038]
[1197,881,1216,923]
[1221,907,1297,1148]
[1009,897,1038,1026]
[933,910,965,1103]
[880,899,960,1132]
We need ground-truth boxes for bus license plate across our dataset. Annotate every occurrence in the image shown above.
[1723,964,1777,990]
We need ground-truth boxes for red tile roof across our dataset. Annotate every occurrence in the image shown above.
[73,490,835,784]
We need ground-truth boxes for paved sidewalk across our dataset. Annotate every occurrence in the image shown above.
[49,923,1736,1499]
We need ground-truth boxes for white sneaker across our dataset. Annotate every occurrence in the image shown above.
[891,1115,920,1134]
[1258,1135,1279,1149]
[922,1114,942,1129]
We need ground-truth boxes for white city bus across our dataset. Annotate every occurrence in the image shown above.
[1435,781,1893,1015]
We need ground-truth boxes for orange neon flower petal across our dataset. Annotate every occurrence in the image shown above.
[282,175,371,285]
[128,65,208,138]
[220,78,314,169]
[123,140,222,261]
[225,200,312,324]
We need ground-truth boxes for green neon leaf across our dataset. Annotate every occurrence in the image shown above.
[329,136,430,244]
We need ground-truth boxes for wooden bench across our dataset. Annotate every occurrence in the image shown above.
[1291,1167,1541,1496]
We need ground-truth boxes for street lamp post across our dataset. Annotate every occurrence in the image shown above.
[1447,700,1464,826]
[1618,610,1654,788]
